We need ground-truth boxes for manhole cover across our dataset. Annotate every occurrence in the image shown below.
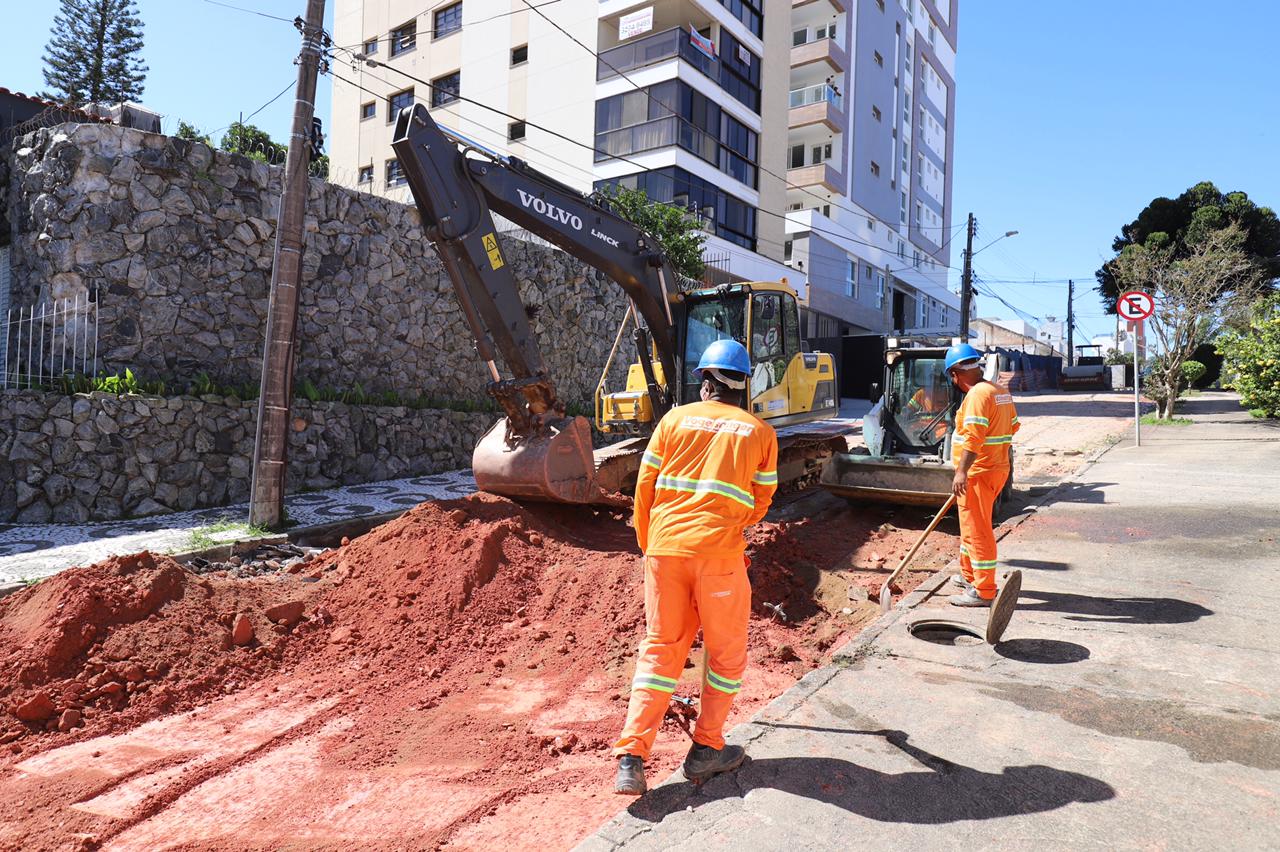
[908,619,984,646]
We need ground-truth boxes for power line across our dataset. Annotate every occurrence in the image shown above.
[200,0,295,24]
[334,0,563,51]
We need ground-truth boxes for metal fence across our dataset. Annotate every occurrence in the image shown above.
[2,289,99,390]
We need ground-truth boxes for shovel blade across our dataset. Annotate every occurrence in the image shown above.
[473,415,607,504]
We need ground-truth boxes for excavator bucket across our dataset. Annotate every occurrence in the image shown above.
[819,452,955,507]
[472,414,612,504]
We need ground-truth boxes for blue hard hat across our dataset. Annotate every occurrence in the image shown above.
[944,343,985,373]
[696,339,751,377]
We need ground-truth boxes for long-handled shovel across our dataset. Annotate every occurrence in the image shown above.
[878,494,957,613]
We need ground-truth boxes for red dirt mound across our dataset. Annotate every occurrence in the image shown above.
[0,492,957,851]
[0,551,329,746]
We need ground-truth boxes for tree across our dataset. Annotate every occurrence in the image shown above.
[1217,294,1280,418]
[1095,181,1280,312]
[176,120,211,146]
[1110,225,1264,418]
[220,122,285,165]
[42,0,147,106]
[597,185,707,282]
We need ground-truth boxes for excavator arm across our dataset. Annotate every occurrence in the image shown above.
[391,104,680,502]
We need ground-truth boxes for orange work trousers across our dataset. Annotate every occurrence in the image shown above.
[613,554,750,761]
[958,468,1008,600]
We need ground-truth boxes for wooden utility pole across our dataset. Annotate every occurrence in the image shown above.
[958,212,975,337]
[249,0,326,528]
[1066,279,1075,366]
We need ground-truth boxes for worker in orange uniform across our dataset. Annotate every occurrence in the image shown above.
[943,343,1020,607]
[907,370,953,442]
[613,339,778,796]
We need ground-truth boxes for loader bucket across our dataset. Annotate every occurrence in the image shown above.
[819,452,954,507]
[472,414,611,504]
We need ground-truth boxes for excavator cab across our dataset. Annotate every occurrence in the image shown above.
[597,281,837,433]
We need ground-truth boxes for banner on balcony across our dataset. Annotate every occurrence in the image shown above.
[689,26,717,60]
[619,7,653,40]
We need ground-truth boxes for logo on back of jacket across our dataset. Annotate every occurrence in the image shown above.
[516,189,619,246]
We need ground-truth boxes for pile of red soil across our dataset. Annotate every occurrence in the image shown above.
[0,551,330,747]
[0,493,958,850]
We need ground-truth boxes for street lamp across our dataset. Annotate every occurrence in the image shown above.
[972,230,1019,257]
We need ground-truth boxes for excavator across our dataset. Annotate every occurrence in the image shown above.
[391,104,854,504]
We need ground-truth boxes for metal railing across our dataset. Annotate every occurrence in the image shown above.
[597,27,718,81]
[789,83,843,111]
[2,290,99,389]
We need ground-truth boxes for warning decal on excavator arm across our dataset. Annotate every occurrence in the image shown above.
[482,232,505,270]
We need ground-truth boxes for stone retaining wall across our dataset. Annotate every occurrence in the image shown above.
[0,390,492,523]
[3,123,630,407]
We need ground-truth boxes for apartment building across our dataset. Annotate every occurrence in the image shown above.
[782,0,960,338]
[329,0,960,334]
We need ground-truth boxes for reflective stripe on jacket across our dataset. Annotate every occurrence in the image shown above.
[634,400,779,558]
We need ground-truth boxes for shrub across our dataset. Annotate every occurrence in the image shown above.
[1217,295,1280,418]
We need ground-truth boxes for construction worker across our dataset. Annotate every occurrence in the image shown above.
[907,368,952,441]
[944,343,1020,607]
[613,339,779,796]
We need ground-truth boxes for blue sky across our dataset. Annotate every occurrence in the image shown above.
[3,1,1278,344]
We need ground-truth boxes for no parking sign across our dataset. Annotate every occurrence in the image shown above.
[1117,291,1154,445]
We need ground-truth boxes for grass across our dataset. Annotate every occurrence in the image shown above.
[186,518,274,551]
[1140,414,1193,426]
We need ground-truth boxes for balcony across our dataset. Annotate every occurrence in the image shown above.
[594,114,717,163]
[788,83,845,132]
[792,0,845,11]
[790,36,847,73]
[597,26,717,82]
[787,161,844,194]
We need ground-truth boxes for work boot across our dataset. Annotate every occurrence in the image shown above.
[950,574,974,590]
[950,586,994,607]
[614,755,646,796]
[682,742,747,783]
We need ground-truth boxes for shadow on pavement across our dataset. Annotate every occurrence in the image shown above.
[1017,590,1213,624]
[1046,482,1115,505]
[628,729,1114,824]
[1004,558,1070,571]
[994,638,1091,664]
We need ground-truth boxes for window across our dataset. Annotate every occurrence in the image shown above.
[864,264,872,280]
[716,0,762,38]
[386,158,406,187]
[597,166,757,250]
[913,249,922,268]
[870,160,881,177]
[390,20,417,56]
[867,217,877,232]
[900,191,908,223]
[792,29,807,47]
[387,88,414,122]
[898,239,906,258]
[916,201,923,225]
[845,261,855,298]
[434,3,462,38]
[508,120,526,141]
[872,105,882,122]
[784,239,793,261]
[430,71,460,108]
[876,272,886,308]
[358,165,373,184]
[788,202,803,211]
[790,145,805,169]
[363,38,378,55]
[876,0,885,10]
[929,21,937,46]
[718,32,761,113]
[511,44,528,66]
[811,143,831,164]
[874,50,884,67]
[360,101,376,120]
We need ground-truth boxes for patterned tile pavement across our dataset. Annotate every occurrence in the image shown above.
[0,470,476,584]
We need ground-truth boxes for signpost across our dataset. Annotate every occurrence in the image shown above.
[1117,290,1155,446]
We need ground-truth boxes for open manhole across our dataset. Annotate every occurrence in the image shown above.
[908,619,985,646]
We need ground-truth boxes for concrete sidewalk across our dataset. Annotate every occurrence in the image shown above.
[579,392,1280,850]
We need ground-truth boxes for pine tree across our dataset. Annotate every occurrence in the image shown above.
[42,0,148,106]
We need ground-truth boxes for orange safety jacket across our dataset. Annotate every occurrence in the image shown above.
[951,381,1020,475]
[634,400,779,559]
